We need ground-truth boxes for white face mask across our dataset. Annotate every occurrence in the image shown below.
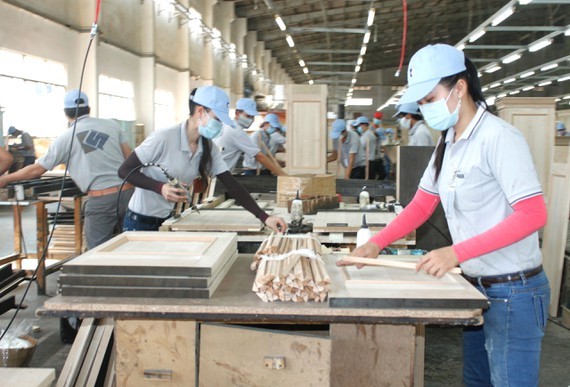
[237,114,254,128]
[419,87,460,131]
[399,117,411,130]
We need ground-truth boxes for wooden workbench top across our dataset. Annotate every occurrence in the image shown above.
[39,255,484,326]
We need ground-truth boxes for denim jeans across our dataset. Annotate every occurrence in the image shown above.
[122,209,168,231]
[463,270,550,387]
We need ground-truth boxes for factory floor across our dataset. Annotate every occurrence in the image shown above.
[1,205,569,385]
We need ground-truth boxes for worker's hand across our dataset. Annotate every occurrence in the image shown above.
[416,246,459,277]
[0,177,7,188]
[161,184,188,203]
[278,160,286,167]
[336,242,380,269]
[264,216,288,233]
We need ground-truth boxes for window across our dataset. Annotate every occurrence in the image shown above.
[98,75,136,121]
[154,89,176,130]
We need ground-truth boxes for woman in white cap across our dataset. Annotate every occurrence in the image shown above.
[119,86,287,233]
[341,44,549,386]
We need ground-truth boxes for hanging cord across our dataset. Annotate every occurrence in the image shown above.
[394,0,408,77]
[0,0,102,342]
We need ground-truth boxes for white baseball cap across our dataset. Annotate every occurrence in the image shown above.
[393,102,420,117]
[236,98,259,116]
[191,86,235,127]
[399,44,466,104]
[64,89,89,108]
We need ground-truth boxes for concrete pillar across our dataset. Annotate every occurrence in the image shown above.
[138,0,155,135]
[213,2,233,94]
[231,17,247,102]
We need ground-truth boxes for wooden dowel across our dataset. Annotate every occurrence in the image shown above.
[342,256,462,274]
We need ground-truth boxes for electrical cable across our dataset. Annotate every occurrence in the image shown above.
[395,0,408,77]
[0,0,102,341]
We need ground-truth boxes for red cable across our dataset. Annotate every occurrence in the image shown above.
[397,0,408,75]
[94,0,102,25]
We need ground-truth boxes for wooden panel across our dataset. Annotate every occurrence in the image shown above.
[542,157,570,316]
[168,209,268,232]
[330,323,421,387]
[199,323,330,386]
[312,209,397,233]
[286,84,328,174]
[115,319,196,387]
[0,368,56,387]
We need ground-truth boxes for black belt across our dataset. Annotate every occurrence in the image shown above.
[463,265,543,288]
[126,209,169,226]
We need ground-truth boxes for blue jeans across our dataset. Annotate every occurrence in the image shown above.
[463,270,550,387]
[122,209,169,231]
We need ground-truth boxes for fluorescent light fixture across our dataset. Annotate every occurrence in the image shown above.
[491,7,514,27]
[555,98,561,102]
[520,71,535,78]
[482,87,489,92]
[351,78,357,84]
[502,53,521,64]
[469,29,486,43]
[540,63,558,71]
[497,93,507,98]
[308,80,314,85]
[485,65,501,74]
[346,98,373,106]
[348,88,354,93]
[355,65,361,72]
[519,0,532,4]
[367,8,375,27]
[563,95,570,100]
[286,35,295,47]
[360,46,367,56]
[559,76,570,82]
[478,72,482,78]
[303,67,309,74]
[490,82,501,88]
[486,96,496,106]
[252,70,257,76]
[509,90,521,95]
[538,81,552,86]
[299,59,305,67]
[528,39,552,52]
[229,52,236,60]
[357,57,363,65]
[242,61,248,69]
[522,85,535,91]
[275,15,286,31]
[565,27,570,36]
[457,43,465,51]
[188,7,201,20]
[504,78,516,84]
[212,28,221,39]
[363,31,371,44]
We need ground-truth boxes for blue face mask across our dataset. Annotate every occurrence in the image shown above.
[419,87,460,131]
[198,114,223,139]
[373,118,382,126]
[267,126,276,134]
[357,126,363,134]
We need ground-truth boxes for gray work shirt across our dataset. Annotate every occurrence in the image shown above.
[341,130,365,168]
[242,129,270,170]
[409,121,435,146]
[19,132,36,157]
[128,121,228,218]
[38,116,127,192]
[360,130,377,161]
[213,121,260,172]
[269,132,286,154]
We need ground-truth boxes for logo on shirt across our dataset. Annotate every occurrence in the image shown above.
[76,130,110,154]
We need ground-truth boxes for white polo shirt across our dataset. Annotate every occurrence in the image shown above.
[419,106,543,277]
[269,131,286,154]
[242,130,270,170]
[213,121,260,172]
[128,121,228,218]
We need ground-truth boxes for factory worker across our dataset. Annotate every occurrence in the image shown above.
[0,148,13,175]
[355,116,380,179]
[329,118,366,179]
[0,90,133,249]
[213,98,284,176]
[7,126,36,169]
[394,102,434,146]
[119,86,287,233]
[242,113,282,175]
[269,125,286,155]
[342,44,549,387]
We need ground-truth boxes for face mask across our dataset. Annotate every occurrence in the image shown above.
[399,117,411,130]
[419,87,460,131]
[373,118,382,126]
[237,115,254,128]
[267,126,276,134]
[198,113,223,139]
[357,126,363,134]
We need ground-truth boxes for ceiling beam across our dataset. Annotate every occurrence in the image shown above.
[306,61,356,66]
[289,27,367,34]
[300,48,360,54]
[311,71,354,75]
[485,26,565,32]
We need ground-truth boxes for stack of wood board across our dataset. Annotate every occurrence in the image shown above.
[164,208,272,232]
[277,174,336,206]
[59,232,238,298]
[251,233,331,302]
[312,209,398,233]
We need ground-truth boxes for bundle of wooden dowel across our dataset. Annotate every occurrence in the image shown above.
[251,233,331,303]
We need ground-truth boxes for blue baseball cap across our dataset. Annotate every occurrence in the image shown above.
[330,119,346,139]
[263,113,282,129]
[393,102,421,117]
[191,86,234,127]
[236,98,259,116]
[7,126,17,135]
[400,44,466,104]
[355,116,369,125]
[64,89,89,108]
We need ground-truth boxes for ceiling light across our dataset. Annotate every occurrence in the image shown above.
[482,87,489,92]
[565,27,570,36]
[360,46,367,56]
[469,29,486,43]
[355,65,361,72]
[303,67,309,74]
[538,81,552,86]
[242,61,248,69]
[509,90,520,95]
[367,8,375,27]
[519,0,532,4]
[252,70,257,76]
[528,39,552,52]
[285,35,295,47]
[275,15,286,31]
[563,95,570,100]
[351,78,357,84]
[298,59,305,67]
[308,80,314,85]
[490,82,501,88]
[485,65,501,74]
[522,85,535,91]
[520,71,535,78]
[348,88,354,93]
[357,57,363,65]
[555,98,561,102]
[486,96,496,106]
[212,28,221,39]
[229,52,236,60]
[478,72,482,78]
[492,7,515,26]
[504,78,516,84]
[559,76,570,82]
[497,93,507,98]
[540,63,558,71]
[363,32,371,44]
[457,43,465,51]
[502,53,521,64]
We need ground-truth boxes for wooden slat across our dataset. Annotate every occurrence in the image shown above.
[342,256,462,274]
[86,318,114,387]
[169,209,269,232]
[57,318,97,387]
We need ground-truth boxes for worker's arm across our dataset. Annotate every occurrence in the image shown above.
[344,153,355,179]
[120,143,132,159]
[327,149,338,163]
[0,163,47,188]
[255,152,286,176]
[0,148,14,175]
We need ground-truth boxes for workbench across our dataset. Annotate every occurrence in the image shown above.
[39,255,486,387]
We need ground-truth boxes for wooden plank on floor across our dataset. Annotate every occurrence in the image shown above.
[57,318,97,387]
[86,318,114,387]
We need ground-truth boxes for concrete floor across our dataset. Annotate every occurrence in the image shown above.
[1,206,569,385]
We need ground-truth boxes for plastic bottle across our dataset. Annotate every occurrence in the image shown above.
[359,186,370,209]
[356,214,372,247]
[290,190,303,223]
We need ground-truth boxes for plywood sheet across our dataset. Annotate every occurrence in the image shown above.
[199,323,330,386]
[312,210,397,233]
[168,209,271,232]
[62,232,237,277]
[0,368,55,387]
[326,256,488,309]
